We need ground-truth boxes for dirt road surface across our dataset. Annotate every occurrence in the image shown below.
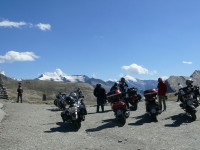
[1,99,200,150]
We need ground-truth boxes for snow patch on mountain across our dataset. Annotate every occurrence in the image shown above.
[38,68,87,82]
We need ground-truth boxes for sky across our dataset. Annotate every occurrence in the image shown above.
[0,0,200,81]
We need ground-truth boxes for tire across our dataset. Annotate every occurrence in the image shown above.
[134,103,138,111]
[151,114,158,122]
[190,110,197,121]
[54,99,57,106]
[118,116,126,126]
[73,120,81,130]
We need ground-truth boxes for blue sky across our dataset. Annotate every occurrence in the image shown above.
[0,0,200,81]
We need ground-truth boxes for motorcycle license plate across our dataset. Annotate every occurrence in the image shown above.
[117,110,122,115]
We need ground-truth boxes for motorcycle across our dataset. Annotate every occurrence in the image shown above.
[54,93,68,110]
[61,92,87,130]
[126,87,142,111]
[175,85,197,121]
[144,89,160,122]
[107,89,130,126]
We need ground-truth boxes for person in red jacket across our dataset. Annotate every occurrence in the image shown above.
[157,78,167,112]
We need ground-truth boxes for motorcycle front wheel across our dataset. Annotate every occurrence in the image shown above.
[72,120,81,130]
[190,110,197,121]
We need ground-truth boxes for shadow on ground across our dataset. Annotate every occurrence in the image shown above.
[44,122,79,133]
[164,113,193,127]
[87,110,112,115]
[128,113,157,126]
[86,118,124,132]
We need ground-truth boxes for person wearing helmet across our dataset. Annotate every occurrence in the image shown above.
[186,79,193,87]
[157,78,167,112]
[93,83,107,113]
[118,77,129,108]
[118,77,128,93]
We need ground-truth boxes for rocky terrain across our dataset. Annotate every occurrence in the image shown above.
[1,98,200,150]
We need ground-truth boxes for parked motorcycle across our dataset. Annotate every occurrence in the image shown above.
[127,87,142,111]
[144,89,160,122]
[175,85,197,121]
[61,92,87,130]
[54,93,68,110]
[107,89,130,126]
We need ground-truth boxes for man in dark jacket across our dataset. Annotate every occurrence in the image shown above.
[157,78,167,112]
[93,83,107,113]
[17,82,23,103]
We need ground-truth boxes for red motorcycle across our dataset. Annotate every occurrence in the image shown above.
[107,89,130,126]
[144,89,159,122]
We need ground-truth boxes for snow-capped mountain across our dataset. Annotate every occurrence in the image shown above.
[36,69,158,92]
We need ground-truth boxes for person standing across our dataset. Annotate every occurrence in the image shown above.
[157,78,167,112]
[17,82,23,103]
[118,77,130,109]
[93,83,107,113]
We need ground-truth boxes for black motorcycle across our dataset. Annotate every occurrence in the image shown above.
[61,92,87,130]
[144,89,160,122]
[126,87,142,111]
[175,86,197,121]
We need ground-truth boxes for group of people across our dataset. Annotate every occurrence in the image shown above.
[93,77,168,113]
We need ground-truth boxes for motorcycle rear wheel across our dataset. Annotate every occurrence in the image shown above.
[118,116,126,126]
[190,110,197,121]
[151,114,158,122]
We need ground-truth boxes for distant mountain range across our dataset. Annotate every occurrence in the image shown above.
[37,69,200,94]
[36,69,158,93]
[1,69,200,95]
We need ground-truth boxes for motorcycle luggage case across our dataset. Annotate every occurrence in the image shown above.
[144,89,157,98]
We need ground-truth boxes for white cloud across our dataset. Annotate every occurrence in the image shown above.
[0,20,27,28]
[182,61,192,65]
[0,20,51,31]
[0,51,39,63]
[36,23,51,31]
[122,63,157,75]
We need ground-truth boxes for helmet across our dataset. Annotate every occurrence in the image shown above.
[186,79,193,86]
[120,77,125,82]
[96,83,101,87]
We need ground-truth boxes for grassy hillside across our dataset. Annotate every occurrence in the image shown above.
[1,74,96,105]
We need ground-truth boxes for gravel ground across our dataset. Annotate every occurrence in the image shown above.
[1,98,200,150]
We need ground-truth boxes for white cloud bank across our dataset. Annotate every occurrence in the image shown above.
[182,61,192,65]
[0,51,39,63]
[0,20,51,31]
[121,63,157,75]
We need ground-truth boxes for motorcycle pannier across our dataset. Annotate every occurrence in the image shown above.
[144,89,157,99]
